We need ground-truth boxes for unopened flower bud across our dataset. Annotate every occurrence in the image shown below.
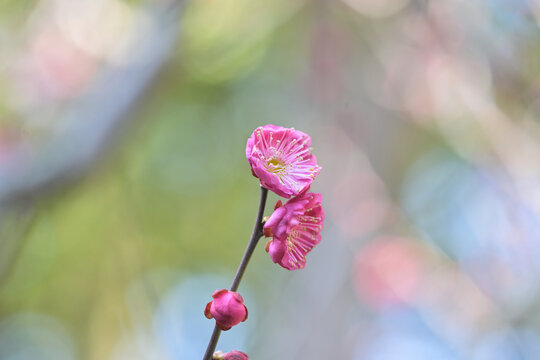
[213,350,249,360]
[204,289,248,331]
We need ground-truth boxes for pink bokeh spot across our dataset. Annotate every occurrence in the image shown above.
[263,192,325,270]
[204,289,248,331]
[12,26,96,104]
[246,124,321,198]
[353,238,422,308]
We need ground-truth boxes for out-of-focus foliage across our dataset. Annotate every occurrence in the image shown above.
[2,0,540,359]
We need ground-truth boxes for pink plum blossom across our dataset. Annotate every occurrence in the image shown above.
[263,192,325,270]
[246,124,321,198]
[204,289,248,331]
[213,350,249,360]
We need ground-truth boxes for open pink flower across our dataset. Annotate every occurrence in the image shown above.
[213,350,249,360]
[263,192,325,270]
[204,289,248,331]
[246,125,321,198]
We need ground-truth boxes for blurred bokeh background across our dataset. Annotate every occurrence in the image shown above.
[1,0,540,359]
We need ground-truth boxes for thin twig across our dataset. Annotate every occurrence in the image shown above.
[202,186,269,360]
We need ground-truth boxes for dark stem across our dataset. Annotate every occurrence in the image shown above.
[202,186,269,360]
[230,187,269,291]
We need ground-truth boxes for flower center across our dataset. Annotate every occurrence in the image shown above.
[267,158,286,174]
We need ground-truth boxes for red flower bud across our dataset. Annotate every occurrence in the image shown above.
[204,289,248,331]
[213,350,249,360]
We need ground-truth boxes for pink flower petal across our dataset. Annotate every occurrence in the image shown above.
[263,192,325,270]
[246,125,321,198]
